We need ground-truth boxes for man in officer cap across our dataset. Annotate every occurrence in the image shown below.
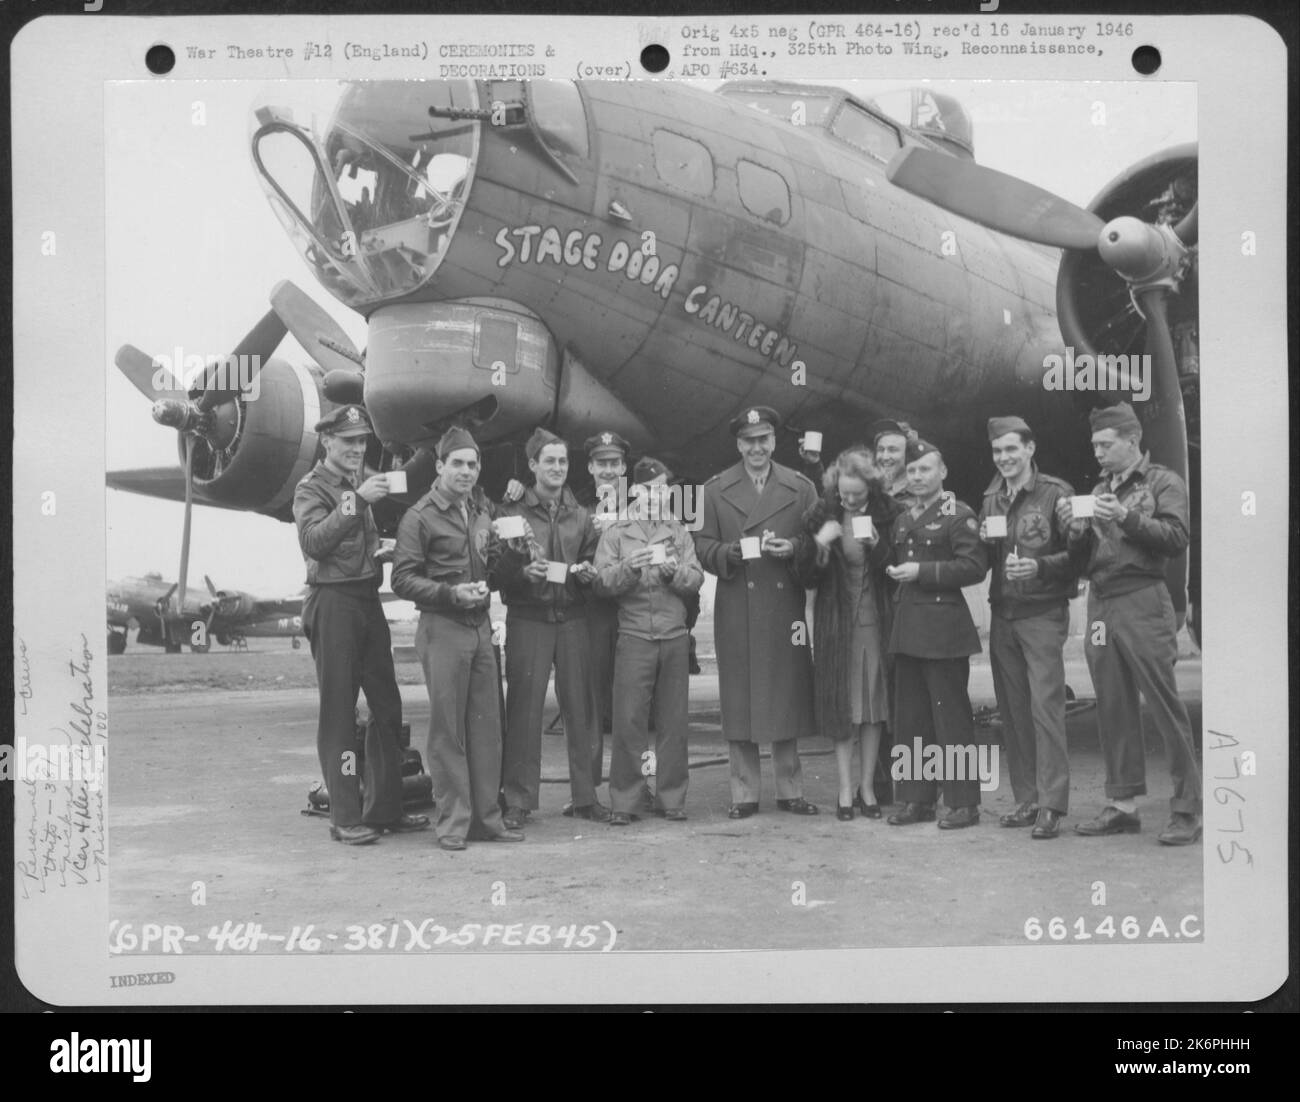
[392,426,523,850]
[1059,402,1202,846]
[293,404,428,845]
[578,429,632,781]
[885,438,989,829]
[495,428,605,826]
[979,415,1078,839]
[694,406,820,818]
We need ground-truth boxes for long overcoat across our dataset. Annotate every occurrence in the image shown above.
[693,461,818,744]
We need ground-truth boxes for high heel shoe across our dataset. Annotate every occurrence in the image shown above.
[854,788,882,819]
[836,802,854,822]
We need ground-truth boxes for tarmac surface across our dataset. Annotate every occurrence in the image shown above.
[107,652,1203,957]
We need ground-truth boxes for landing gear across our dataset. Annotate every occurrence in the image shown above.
[291,636,302,650]
[107,631,126,655]
[190,641,210,654]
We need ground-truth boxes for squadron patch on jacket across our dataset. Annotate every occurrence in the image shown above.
[966,517,978,531]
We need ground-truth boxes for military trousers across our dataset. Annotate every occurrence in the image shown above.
[586,599,619,781]
[1085,583,1201,814]
[611,633,690,814]
[415,612,507,842]
[990,605,1071,813]
[892,654,981,809]
[728,740,804,804]
[302,583,403,830]
[503,616,598,811]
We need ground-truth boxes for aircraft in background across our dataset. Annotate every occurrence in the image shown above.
[109,80,1198,630]
[107,572,305,654]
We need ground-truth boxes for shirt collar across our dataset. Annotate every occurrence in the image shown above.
[987,462,1039,497]
[314,461,350,487]
[1110,452,1149,488]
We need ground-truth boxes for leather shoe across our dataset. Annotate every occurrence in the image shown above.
[567,802,612,823]
[484,829,525,843]
[727,802,759,820]
[938,805,980,830]
[608,811,637,826]
[371,813,430,834]
[776,797,819,816]
[1075,806,1141,836]
[887,802,935,826]
[853,788,882,818]
[1157,812,1202,846]
[836,802,854,822]
[662,808,688,821]
[999,801,1039,828]
[330,824,381,845]
[502,806,529,830]
[1031,808,1063,839]
[437,836,467,851]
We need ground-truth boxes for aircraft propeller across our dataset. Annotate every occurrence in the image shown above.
[885,145,1197,484]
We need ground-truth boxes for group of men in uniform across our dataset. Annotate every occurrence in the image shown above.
[292,397,1201,851]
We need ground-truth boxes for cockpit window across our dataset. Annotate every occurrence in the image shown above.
[737,160,790,225]
[653,130,714,196]
[251,81,480,310]
[830,103,901,164]
[723,90,835,128]
[529,81,588,158]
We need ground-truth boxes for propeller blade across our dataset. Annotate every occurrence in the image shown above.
[1173,202,1198,247]
[1136,287,1190,619]
[885,146,1105,251]
[271,280,365,376]
[204,574,218,598]
[177,436,195,636]
[195,308,285,412]
[116,345,182,402]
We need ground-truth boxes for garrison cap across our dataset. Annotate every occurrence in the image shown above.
[1089,402,1142,435]
[730,405,781,438]
[633,457,671,485]
[584,430,631,461]
[905,438,942,465]
[867,418,905,445]
[315,404,373,438]
[525,427,567,461]
[987,415,1033,442]
[437,425,480,460]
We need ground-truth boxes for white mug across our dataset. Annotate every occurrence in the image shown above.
[802,430,823,453]
[545,561,569,584]
[1071,495,1098,519]
[494,515,528,540]
[851,515,875,541]
[984,515,1008,538]
[385,469,407,494]
[648,544,668,565]
[740,537,762,560]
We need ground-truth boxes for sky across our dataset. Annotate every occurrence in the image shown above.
[106,78,1195,605]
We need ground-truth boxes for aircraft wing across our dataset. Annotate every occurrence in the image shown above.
[107,469,240,511]
[253,597,305,617]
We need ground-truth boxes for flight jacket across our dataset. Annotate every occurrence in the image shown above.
[292,462,381,587]
[593,512,704,642]
[1067,453,1190,598]
[391,483,497,625]
[978,465,1079,619]
[492,485,600,623]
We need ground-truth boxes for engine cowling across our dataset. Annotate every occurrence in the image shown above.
[176,357,330,521]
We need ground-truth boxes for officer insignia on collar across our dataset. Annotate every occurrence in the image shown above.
[925,522,942,530]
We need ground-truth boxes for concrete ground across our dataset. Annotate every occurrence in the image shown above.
[107,653,1203,954]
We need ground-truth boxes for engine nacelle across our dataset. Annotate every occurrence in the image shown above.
[177,357,330,522]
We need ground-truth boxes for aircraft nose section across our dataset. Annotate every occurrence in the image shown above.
[250,81,481,312]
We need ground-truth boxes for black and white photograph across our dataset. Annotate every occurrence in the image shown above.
[8,11,1289,1009]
